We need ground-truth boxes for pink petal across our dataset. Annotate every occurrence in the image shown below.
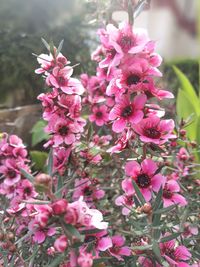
[125,161,141,177]
[141,159,157,176]
[151,174,166,192]
[33,231,46,244]
[97,237,113,251]
[112,118,126,133]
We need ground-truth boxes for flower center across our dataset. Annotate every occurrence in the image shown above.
[144,128,161,139]
[95,111,103,118]
[165,248,176,260]
[7,169,16,179]
[121,105,133,118]
[136,173,151,188]
[107,48,116,59]
[24,187,32,195]
[126,74,140,86]
[59,126,69,136]
[58,76,66,86]
[83,186,92,196]
[119,35,133,52]
[163,188,173,199]
[125,195,133,205]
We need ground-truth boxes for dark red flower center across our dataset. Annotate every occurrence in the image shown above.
[136,173,151,188]
[58,76,66,86]
[125,195,133,205]
[119,35,133,52]
[85,235,96,243]
[96,111,103,118]
[59,126,69,136]
[7,169,16,179]
[165,248,176,260]
[83,186,92,196]
[126,74,140,86]
[107,49,116,59]
[163,188,173,199]
[121,105,133,118]
[24,187,32,195]
[144,128,161,139]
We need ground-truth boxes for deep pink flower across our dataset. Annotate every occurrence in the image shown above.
[125,159,166,201]
[77,251,93,267]
[109,94,146,133]
[89,105,109,126]
[108,235,131,261]
[134,116,176,144]
[84,230,112,253]
[160,237,191,266]
[162,180,187,207]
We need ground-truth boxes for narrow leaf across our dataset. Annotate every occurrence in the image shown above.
[132,180,146,205]
[56,39,64,56]
[160,232,181,243]
[20,168,34,183]
[41,38,50,51]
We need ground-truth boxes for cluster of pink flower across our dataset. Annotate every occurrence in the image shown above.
[0,133,36,206]
[36,50,86,174]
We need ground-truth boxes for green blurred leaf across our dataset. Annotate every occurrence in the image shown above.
[41,37,50,51]
[47,149,53,176]
[176,90,197,140]
[30,150,48,171]
[45,255,65,267]
[64,223,83,240]
[20,168,34,183]
[31,120,49,147]
[56,39,64,56]
[173,66,200,115]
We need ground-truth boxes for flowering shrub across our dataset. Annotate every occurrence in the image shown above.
[0,3,200,267]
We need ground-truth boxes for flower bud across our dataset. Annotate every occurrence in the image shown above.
[7,232,15,241]
[52,199,68,215]
[180,129,186,136]
[142,203,152,214]
[34,173,52,192]
[54,235,68,252]
[77,252,93,267]
[0,232,4,241]
[9,244,16,252]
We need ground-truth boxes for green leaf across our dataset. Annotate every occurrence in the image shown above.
[47,149,53,176]
[154,204,177,214]
[31,120,49,147]
[93,258,112,264]
[173,66,200,115]
[20,168,34,183]
[56,39,64,56]
[176,90,197,140]
[152,241,162,263]
[160,232,181,243]
[132,180,146,205]
[46,255,65,267]
[41,37,50,51]
[64,223,83,240]
[30,151,48,171]
[153,187,163,211]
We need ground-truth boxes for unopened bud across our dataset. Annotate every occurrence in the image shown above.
[142,203,152,214]
[52,199,68,215]
[7,232,15,241]
[9,244,16,252]
[180,129,186,136]
[34,173,52,192]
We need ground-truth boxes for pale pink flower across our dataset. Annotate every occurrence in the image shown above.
[54,235,68,252]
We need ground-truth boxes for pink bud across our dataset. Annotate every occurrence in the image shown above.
[64,207,78,225]
[36,212,49,228]
[77,252,93,267]
[54,235,68,252]
[52,199,68,215]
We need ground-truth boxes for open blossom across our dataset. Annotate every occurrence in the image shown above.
[115,178,135,215]
[108,235,131,261]
[89,105,109,126]
[84,230,112,253]
[65,197,108,230]
[99,22,149,70]
[134,116,176,144]
[77,250,93,267]
[109,94,146,133]
[125,159,166,201]
[160,237,191,266]
[54,235,68,252]
[162,180,187,207]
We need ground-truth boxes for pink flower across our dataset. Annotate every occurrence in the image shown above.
[84,230,112,252]
[54,235,68,252]
[46,66,73,88]
[160,237,191,266]
[0,158,21,186]
[65,197,108,230]
[89,105,109,126]
[115,178,135,215]
[108,235,131,261]
[134,116,176,144]
[163,180,187,207]
[77,251,93,267]
[125,159,166,201]
[109,94,146,133]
